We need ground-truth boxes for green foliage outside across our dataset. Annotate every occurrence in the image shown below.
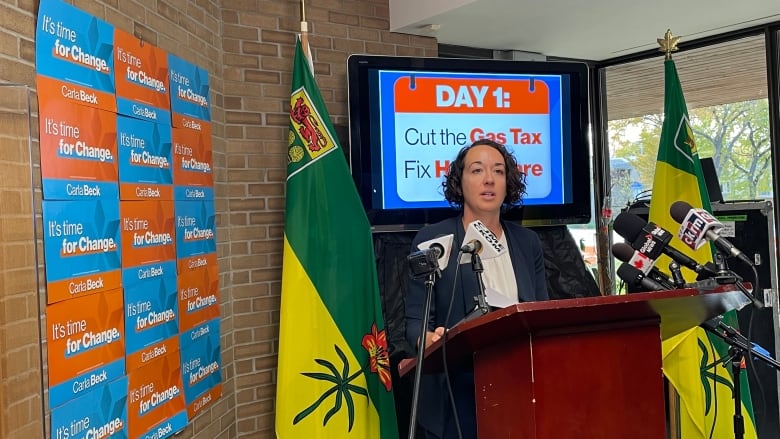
[608,99,773,207]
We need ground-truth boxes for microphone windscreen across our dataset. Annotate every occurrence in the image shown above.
[616,262,641,284]
[417,234,454,270]
[611,242,635,262]
[669,200,694,224]
[429,242,445,259]
[613,212,646,242]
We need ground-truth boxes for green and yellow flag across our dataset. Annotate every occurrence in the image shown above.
[649,58,757,439]
[275,37,398,438]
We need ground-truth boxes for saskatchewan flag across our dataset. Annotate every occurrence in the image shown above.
[275,37,398,438]
[649,58,757,439]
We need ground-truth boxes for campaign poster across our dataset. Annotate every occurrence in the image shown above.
[176,264,219,333]
[117,115,174,201]
[168,54,210,126]
[123,260,179,368]
[35,0,116,113]
[38,95,118,201]
[180,318,221,418]
[127,351,187,439]
[42,200,121,304]
[172,125,214,201]
[114,28,171,123]
[50,376,128,438]
[174,200,216,273]
[46,289,125,404]
[119,200,176,268]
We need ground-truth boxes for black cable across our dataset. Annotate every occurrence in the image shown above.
[743,263,767,437]
[440,251,464,439]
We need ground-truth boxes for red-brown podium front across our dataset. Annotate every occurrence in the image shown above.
[400,286,750,438]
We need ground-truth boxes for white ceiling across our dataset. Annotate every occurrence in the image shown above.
[390,0,780,61]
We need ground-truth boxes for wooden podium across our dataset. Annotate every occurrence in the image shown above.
[400,286,751,438]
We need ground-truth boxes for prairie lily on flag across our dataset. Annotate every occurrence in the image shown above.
[649,58,757,439]
[275,37,398,438]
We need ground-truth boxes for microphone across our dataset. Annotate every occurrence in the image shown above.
[613,211,718,278]
[460,240,482,254]
[458,220,506,264]
[612,243,675,290]
[670,201,753,265]
[417,234,454,271]
[616,262,668,292]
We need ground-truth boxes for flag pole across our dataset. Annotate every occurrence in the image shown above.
[656,29,682,437]
[300,0,311,65]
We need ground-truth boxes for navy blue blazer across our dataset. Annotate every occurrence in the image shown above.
[404,216,549,437]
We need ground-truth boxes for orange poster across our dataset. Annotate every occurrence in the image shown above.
[177,264,219,332]
[120,200,176,268]
[114,28,171,123]
[127,351,187,438]
[46,288,125,387]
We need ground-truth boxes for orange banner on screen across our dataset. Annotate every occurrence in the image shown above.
[394,76,549,114]
[46,288,125,387]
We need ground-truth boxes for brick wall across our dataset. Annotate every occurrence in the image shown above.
[0,0,436,437]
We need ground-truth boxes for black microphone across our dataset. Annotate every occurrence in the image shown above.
[428,242,445,259]
[612,243,675,290]
[407,248,440,279]
[613,211,718,279]
[616,263,668,292]
[669,201,753,265]
[460,240,482,254]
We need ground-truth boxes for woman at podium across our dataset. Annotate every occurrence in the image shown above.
[405,139,549,438]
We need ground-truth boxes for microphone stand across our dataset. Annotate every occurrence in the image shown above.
[700,318,780,439]
[465,252,490,321]
[668,261,685,289]
[408,270,437,439]
[711,252,763,309]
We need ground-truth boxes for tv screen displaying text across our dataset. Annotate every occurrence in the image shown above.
[372,70,572,210]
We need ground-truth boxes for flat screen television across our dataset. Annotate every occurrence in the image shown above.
[346,54,591,230]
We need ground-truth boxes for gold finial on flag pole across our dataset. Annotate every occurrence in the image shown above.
[657,29,680,60]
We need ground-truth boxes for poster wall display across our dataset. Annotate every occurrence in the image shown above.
[35,0,217,436]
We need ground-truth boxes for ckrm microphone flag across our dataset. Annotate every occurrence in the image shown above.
[275,36,398,438]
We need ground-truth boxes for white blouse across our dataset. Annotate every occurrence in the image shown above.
[480,231,518,302]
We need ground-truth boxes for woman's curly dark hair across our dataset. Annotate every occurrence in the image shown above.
[442,139,527,209]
